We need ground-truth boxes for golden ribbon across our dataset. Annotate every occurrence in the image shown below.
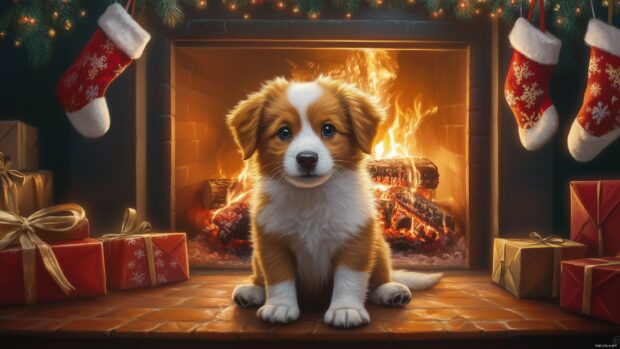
[99,208,157,286]
[0,204,85,304]
[582,259,620,315]
[0,153,25,214]
[528,232,568,297]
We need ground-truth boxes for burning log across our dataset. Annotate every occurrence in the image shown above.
[202,178,233,209]
[367,157,439,190]
[384,187,455,235]
[212,201,251,244]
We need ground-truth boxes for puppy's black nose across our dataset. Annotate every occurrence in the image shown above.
[296,151,318,171]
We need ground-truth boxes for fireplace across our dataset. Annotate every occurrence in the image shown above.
[145,17,492,270]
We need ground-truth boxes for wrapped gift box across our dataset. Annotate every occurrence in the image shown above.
[0,121,38,170]
[0,152,53,216]
[491,236,587,298]
[0,238,106,306]
[103,233,189,289]
[560,257,620,324]
[570,180,620,257]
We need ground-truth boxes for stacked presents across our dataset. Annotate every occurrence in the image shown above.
[492,179,620,324]
[0,121,189,306]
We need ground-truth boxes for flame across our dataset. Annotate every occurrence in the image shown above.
[219,49,438,210]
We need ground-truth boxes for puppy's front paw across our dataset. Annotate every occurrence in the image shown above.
[233,284,265,308]
[324,306,370,328]
[257,303,300,324]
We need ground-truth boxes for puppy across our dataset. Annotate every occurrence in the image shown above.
[227,76,442,328]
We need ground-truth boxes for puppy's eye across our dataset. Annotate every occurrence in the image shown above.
[321,123,336,137]
[277,126,292,140]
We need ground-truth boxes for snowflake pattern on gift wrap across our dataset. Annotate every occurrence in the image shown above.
[157,273,168,283]
[85,85,99,101]
[134,249,146,259]
[153,248,163,258]
[156,258,165,268]
[505,89,518,107]
[587,101,610,125]
[519,83,544,109]
[606,63,620,90]
[520,111,541,129]
[590,82,602,97]
[131,271,146,285]
[126,237,139,246]
[513,61,534,85]
[127,260,137,270]
[589,55,602,77]
[87,54,108,80]
[169,260,178,269]
[101,39,115,53]
[613,96,618,104]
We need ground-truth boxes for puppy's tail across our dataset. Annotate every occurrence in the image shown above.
[392,270,443,291]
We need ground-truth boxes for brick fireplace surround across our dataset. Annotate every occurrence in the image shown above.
[1,8,618,349]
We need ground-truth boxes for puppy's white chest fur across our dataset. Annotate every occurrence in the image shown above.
[256,169,375,289]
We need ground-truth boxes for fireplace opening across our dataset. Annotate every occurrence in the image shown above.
[173,42,469,269]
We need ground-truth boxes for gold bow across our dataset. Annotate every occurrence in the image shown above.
[528,232,566,245]
[99,208,157,286]
[0,204,85,304]
[0,153,25,214]
[528,232,566,297]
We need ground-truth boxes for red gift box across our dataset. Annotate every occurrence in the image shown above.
[560,257,620,324]
[570,180,620,257]
[103,233,189,289]
[0,238,106,305]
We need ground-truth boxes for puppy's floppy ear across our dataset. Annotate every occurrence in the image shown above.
[333,80,386,154]
[226,90,267,160]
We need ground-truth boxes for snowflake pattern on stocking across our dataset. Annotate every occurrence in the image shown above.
[587,101,610,125]
[519,83,544,109]
[101,39,115,53]
[131,271,146,285]
[589,55,602,77]
[63,72,79,88]
[606,64,620,90]
[85,85,99,101]
[513,61,534,85]
[505,89,518,107]
[520,111,541,129]
[590,82,602,97]
[87,55,108,80]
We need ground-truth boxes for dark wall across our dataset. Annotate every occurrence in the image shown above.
[0,2,136,233]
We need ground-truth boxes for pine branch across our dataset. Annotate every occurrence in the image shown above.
[150,0,184,28]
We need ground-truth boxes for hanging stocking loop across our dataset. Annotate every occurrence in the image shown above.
[527,0,546,32]
[608,0,614,24]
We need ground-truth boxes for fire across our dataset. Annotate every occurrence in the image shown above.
[221,49,438,209]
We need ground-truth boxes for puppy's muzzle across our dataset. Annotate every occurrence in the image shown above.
[296,151,318,172]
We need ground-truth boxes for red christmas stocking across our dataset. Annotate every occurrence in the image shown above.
[568,19,620,162]
[504,1,561,151]
[57,3,150,138]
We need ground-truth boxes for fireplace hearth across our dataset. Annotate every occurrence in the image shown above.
[145,16,492,270]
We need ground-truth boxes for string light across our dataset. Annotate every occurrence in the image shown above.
[277,1,285,9]
[292,6,300,13]
[229,3,237,11]
[243,13,251,19]
[346,12,352,19]
[309,11,319,19]
[575,7,582,15]
[52,11,59,20]
[0,31,6,39]
[198,0,206,8]
[79,9,87,17]
[48,28,56,38]
[64,19,72,30]
[14,39,21,47]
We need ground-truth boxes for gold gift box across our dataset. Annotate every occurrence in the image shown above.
[491,236,587,298]
[0,171,53,216]
[0,121,38,171]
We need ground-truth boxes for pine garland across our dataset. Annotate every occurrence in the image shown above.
[1,0,619,67]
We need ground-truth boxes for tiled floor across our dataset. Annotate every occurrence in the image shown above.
[0,271,618,347]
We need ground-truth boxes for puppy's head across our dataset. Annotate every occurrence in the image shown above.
[227,76,385,188]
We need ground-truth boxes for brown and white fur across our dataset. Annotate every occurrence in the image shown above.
[226,76,442,329]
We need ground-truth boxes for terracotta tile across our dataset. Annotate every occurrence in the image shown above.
[425,297,498,308]
[366,305,414,321]
[114,320,162,337]
[509,308,575,321]
[214,305,255,322]
[60,318,127,335]
[98,307,157,320]
[19,305,112,320]
[0,306,29,318]
[179,297,231,308]
[505,320,564,333]
[194,320,244,340]
[127,296,187,308]
[442,319,483,334]
[457,309,524,321]
[33,320,64,332]
[193,287,232,298]
[473,321,511,333]
[416,289,470,298]
[408,308,464,321]
[384,320,446,340]
[556,318,620,332]
[151,321,200,338]
[140,308,219,322]
[239,321,277,340]
[313,321,391,341]
[0,319,47,331]
[273,321,317,340]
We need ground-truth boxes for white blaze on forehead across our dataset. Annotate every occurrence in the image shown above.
[286,82,324,118]
[283,82,334,180]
